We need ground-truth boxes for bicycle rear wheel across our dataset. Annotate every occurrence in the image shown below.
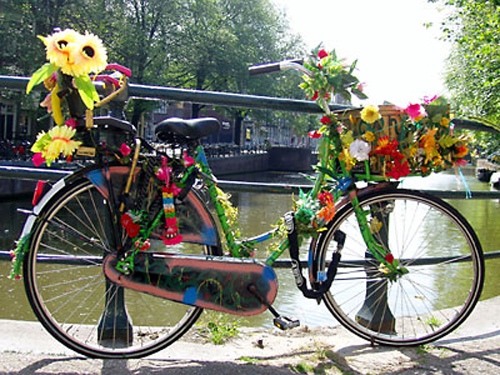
[24,174,220,358]
[314,188,484,346]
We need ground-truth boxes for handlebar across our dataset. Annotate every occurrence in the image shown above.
[92,64,130,109]
[249,59,309,77]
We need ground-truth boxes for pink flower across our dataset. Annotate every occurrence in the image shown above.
[120,143,131,156]
[423,95,438,104]
[455,159,468,167]
[32,153,46,167]
[405,103,427,121]
[156,166,172,184]
[183,151,195,167]
[65,118,77,129]
[308,130,322,139]
[318,49,329,59]
[356,83,365,92]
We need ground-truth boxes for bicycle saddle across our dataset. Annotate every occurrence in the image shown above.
[93,116,137,134]
[155,117,221,142]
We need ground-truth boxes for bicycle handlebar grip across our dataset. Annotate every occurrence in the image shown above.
[248,62,282,76]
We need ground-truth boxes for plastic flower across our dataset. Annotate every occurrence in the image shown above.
[420,129,437,161]
[317,203,335,222]
[183,150,195,166]
[386,160,410,180]
[454,144,469,158]
[374,136,399,157]
[42,125,82,164]
[32,152,46,167]
[363,131,376,142]
[308,130,322,139]
[68,31,107,76]
[423,95,438,104]
[440,117,450,127]
[360,105,381,124]
[406,103,427,121]
[40,29,80,70]
[320,116,331,125]
[120,142,131,156]
[318,191,333,206]
[318,49,329,59]
[349,139,371,161]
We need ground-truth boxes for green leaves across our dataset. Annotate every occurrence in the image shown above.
[73,75,100,109]
[26,63,58,94]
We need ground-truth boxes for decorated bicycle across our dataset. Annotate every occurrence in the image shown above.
[11,29,484,359]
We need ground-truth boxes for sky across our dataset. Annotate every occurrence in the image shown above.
[271,0,451,106]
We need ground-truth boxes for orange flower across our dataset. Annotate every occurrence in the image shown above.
[318,203,335,222]
[454,145,469,158]
[374,136,398,156]
[420,129,437,162]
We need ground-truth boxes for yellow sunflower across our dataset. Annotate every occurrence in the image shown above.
[43,125,82,164]
[40,29,80,70]
[360,105,381,124]
[68,31,108,77]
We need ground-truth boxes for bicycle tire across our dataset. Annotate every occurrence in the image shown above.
[24,171,221,359]
[314,188,484,346]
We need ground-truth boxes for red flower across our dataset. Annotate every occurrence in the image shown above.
[64,118,77,129]
[318,63,323,69]
[385,253,394,264]
[308,130,322,139]
[310,91,319,101]
[318,49,329,59]
[126,223,141,238]
[120,213,133,228]
[374,136,399,157]
[318,191,333,205]
[386,160,411,180]
[320,116,331,125]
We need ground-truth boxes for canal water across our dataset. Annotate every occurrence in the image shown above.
[0,168,498,329]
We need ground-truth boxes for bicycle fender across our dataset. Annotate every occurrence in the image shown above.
[19,177,67,238]
[18,165,129,239]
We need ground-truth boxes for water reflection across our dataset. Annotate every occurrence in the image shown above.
[0,168,498,329]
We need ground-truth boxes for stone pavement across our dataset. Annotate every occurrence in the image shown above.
[0,297,499,374]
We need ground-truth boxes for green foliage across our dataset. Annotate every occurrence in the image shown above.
[197,311,242,345]
[434,0,500,154]
[3,0,310,133]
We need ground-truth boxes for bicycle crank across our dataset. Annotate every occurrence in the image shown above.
[103,252,278,316]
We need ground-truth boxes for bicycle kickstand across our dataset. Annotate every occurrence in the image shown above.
[248,284,300,330]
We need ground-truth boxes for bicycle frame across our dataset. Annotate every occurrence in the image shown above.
[187,129,398,275]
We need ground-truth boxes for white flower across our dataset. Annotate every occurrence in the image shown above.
[349,139,371,161]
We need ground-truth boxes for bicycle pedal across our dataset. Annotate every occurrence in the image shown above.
[273,316,300,330]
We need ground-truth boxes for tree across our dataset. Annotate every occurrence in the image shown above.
[431,0,500,155]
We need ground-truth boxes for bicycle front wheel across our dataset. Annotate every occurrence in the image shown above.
[315,188,484,346]
[24,176,220,358]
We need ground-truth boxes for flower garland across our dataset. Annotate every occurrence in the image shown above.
[27,28,108,166]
